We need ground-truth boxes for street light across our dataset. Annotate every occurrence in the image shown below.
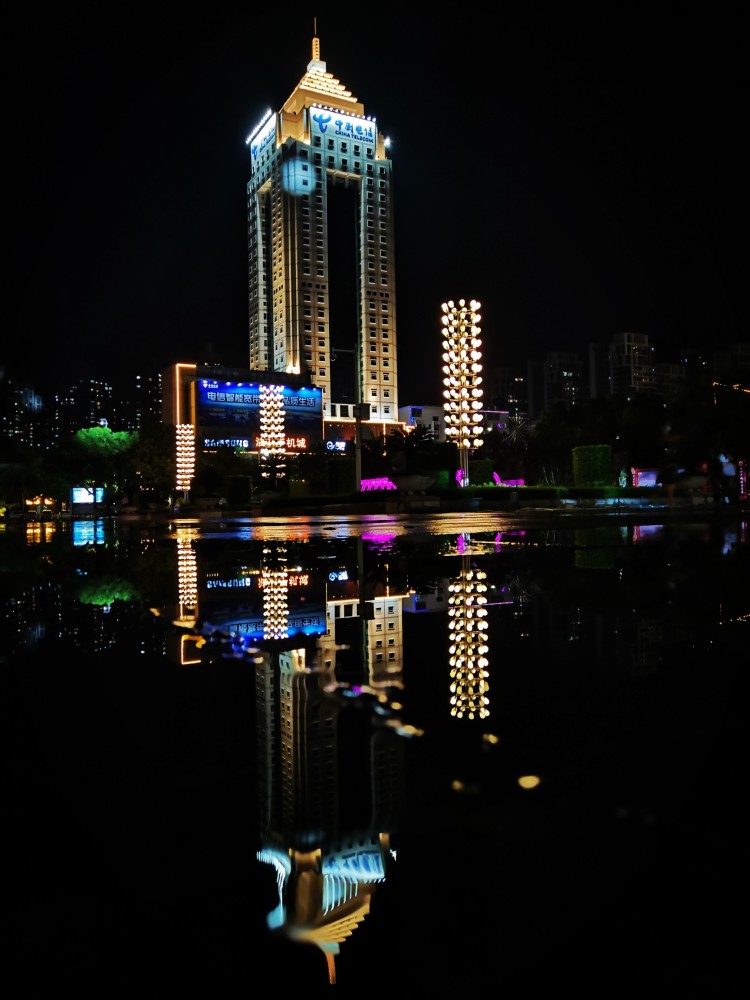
[441,298,484,487]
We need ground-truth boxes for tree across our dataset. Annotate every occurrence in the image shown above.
[61,425,134,509]
[525,404,579,484]
[386,425,435,474]
[122,424,176,504]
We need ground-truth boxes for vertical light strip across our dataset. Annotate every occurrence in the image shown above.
[175,423,195,492]
[448,553,489,720]
[176,528,199,618]
[261,542,289,640]
[441,299,484,486]
[259,383,287,484]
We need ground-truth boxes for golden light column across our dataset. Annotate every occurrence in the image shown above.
[447,542,489,720]
[261,542,290,640]
[440,298,484,486]
[259,383,287,485]
[171,362,197,502]
[175,424,195,498]
[175,527,199,625]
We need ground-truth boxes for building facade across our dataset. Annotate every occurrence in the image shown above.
[608,331,658,397]
[397,404,446,443]
[245,31,398,433]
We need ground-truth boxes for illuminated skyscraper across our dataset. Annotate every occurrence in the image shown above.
[245,29,398,429]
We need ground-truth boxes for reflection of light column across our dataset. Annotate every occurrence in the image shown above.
[262,542,289,640]
[441,298,484,487]
[259,384,287,484]
[176,527,199,623]
[448,552,489,719]
[175,423,195,499]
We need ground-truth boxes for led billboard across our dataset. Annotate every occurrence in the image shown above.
[71,487,105,504]
[195,379,323,453]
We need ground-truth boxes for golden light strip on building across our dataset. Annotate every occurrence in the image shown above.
[172,362,196,424]
[175,423,195,492]
[259,383,287,482]
[441,298,484,486]
[172,363,197,494]
[447,562,490,720]
[259,383,286,453]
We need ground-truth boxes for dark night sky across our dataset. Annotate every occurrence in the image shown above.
[5,5,748,402]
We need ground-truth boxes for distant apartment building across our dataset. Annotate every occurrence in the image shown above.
[543,351,586,409]
[397,404,445,442]
[588,341,609,398]
[654,361,687,397]
[712,342,750,376]
[608,331,658,397]
[526,350,586,420]
[49,378,114,445]
[118,373,163,431]
[486,367,528,420]
[0,379,47,448]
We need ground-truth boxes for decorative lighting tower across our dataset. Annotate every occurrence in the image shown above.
[175,527,199,626]
[447,535,490,720]
[259,383,287,486]
[175,423,195,502]
[261,542,290,640]
[441,299,484,486]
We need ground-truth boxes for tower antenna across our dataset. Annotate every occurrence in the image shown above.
[312,16,320,62]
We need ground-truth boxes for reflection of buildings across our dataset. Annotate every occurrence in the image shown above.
[168,534,407,984]
[254,543,407,985]
[255,648,403,985]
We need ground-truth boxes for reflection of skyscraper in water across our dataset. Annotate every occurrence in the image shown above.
[166,533,408,983]
[448,535,489,719]
[255,541,406,986]
[327,537,407,690]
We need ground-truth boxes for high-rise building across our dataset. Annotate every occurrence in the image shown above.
[608,331,657,397]
[51,377,114,443]
[245,30,398,433]
[542,350,587,410]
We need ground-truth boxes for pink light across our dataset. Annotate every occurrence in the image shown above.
[492,472,525,487]
[362,532,397,543]
[495,529,526,550]
[360,477,397,491]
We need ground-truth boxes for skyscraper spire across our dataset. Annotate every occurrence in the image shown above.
[312,17,320,63]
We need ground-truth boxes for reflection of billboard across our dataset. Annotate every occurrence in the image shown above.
[218,604,327,641]
[73,520,106,546]
[195,379,322,453]
[199,566,327,639]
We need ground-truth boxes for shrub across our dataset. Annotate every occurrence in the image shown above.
[572,444,613,486]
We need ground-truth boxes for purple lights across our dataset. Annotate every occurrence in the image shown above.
[493,472,525,486]
[360,477,397,492]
